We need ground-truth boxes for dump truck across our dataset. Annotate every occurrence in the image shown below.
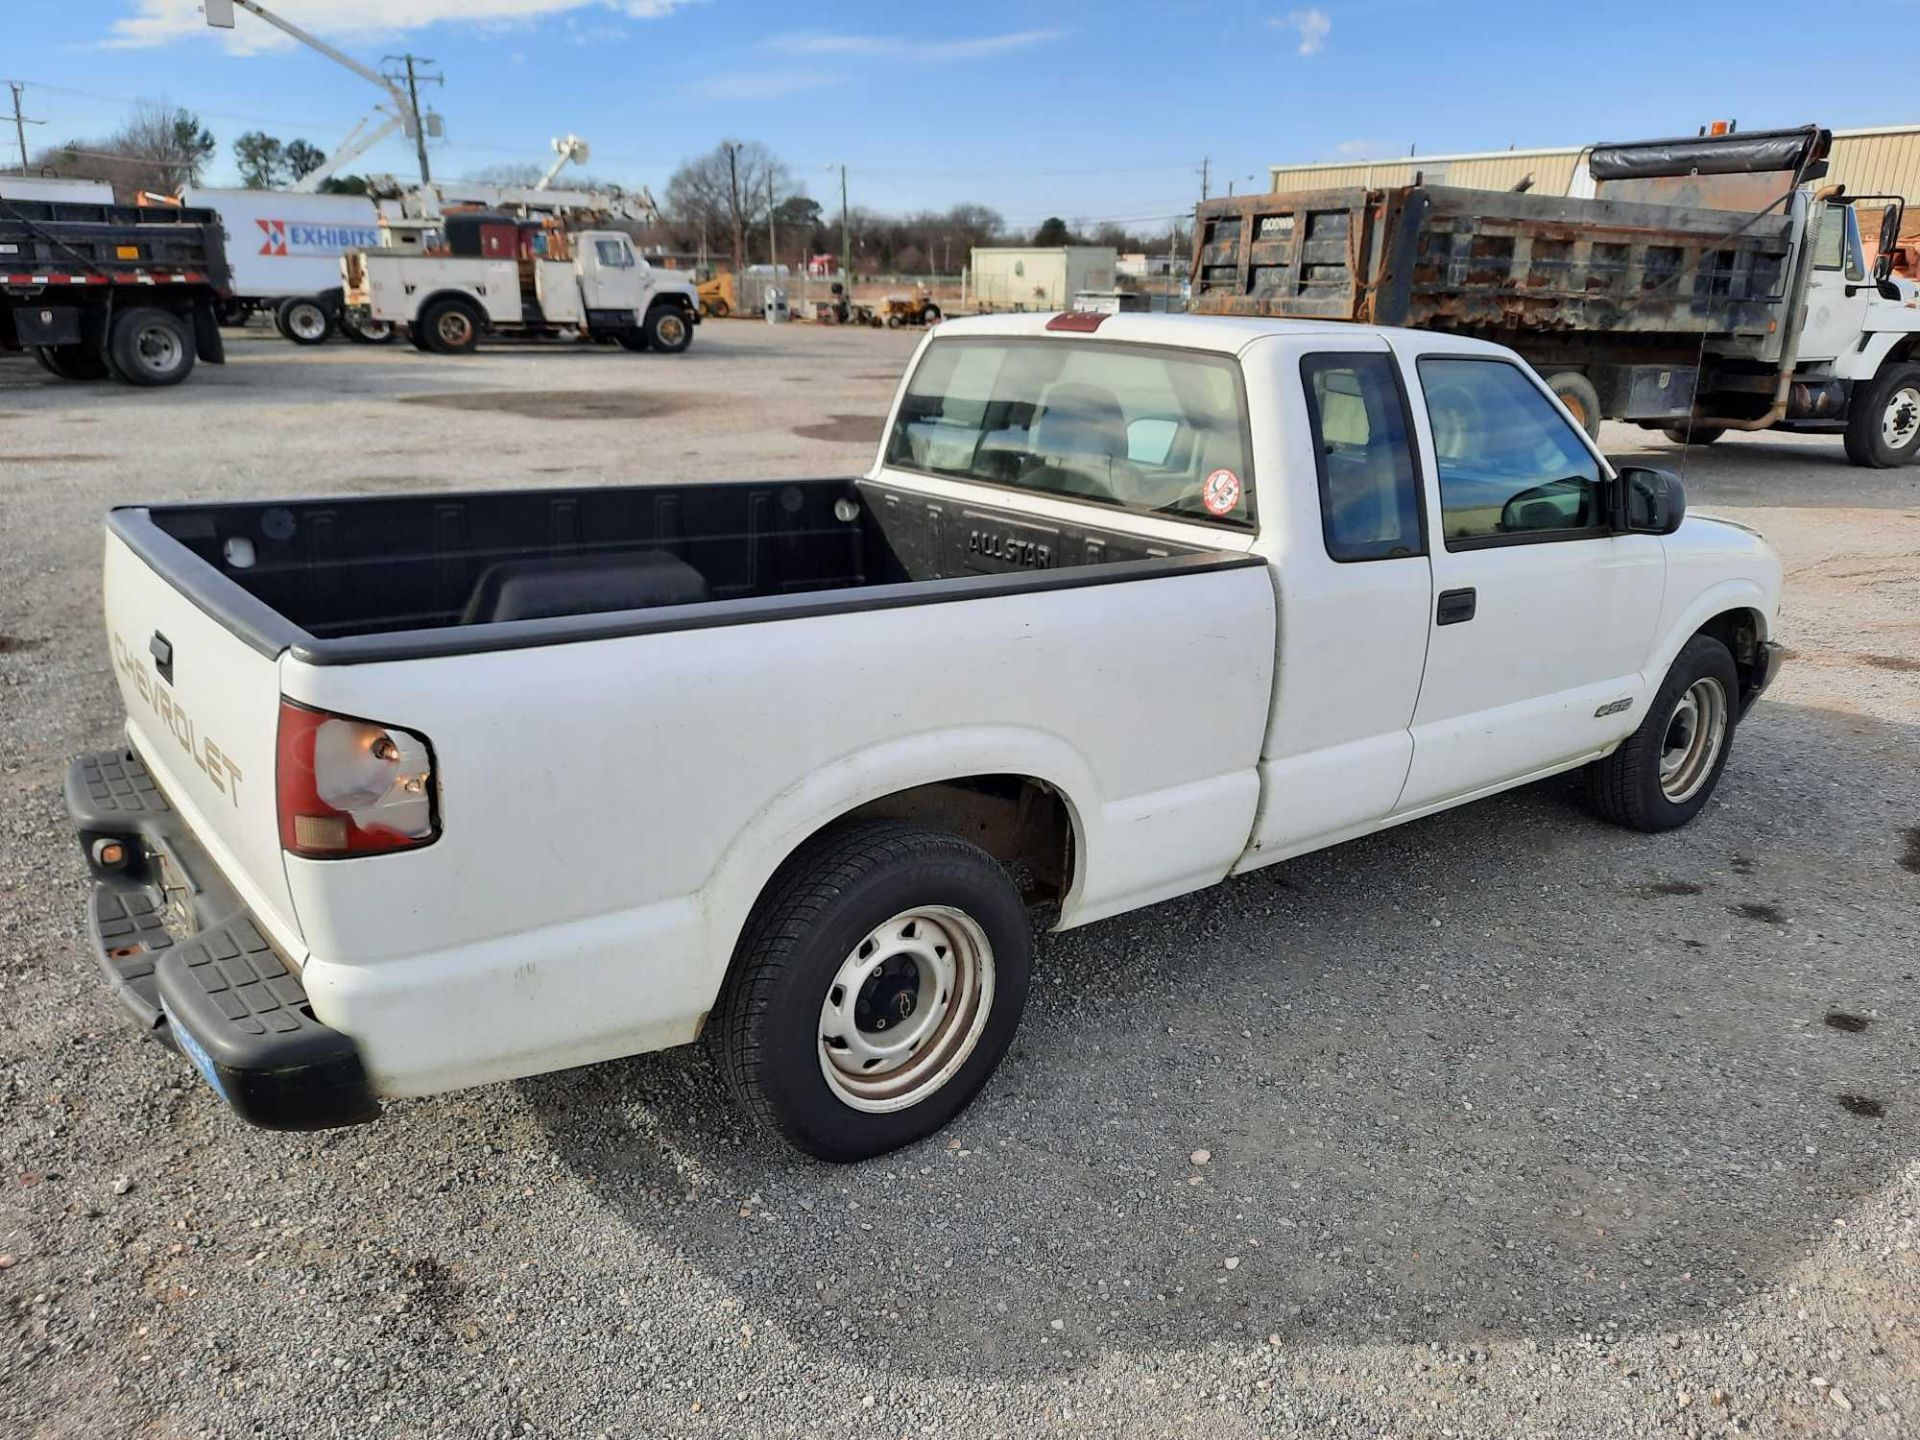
[343,211,699,355]
[1191,125,1920,466]
[0,194,229,386]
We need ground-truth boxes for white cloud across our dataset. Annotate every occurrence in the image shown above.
[763,29,1061,61]
[107,0,700,51]
[1333,138,1374,157]
[690,68,843,101]
[1274,8,1331,56]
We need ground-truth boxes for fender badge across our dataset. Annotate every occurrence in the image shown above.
[1595,697,1634,718]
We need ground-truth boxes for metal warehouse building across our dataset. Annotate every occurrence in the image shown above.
[1268,124,1920,199]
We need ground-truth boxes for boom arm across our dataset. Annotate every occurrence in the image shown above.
[291,112,405,194]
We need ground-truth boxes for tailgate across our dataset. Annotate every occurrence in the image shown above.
[102,531,303,955]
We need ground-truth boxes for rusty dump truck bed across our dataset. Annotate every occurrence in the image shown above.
[1190,184,1796,346]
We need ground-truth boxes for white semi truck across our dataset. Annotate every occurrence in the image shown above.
[343,210,698,354]
[182,188,391,345]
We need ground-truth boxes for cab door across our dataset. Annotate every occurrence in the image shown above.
[579,234,645,315]
[1795,202,1874,362]
[1393,347,1664,815]
[1237,335,1435,865]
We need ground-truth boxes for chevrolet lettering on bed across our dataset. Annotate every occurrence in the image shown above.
[66,312,1783,1159]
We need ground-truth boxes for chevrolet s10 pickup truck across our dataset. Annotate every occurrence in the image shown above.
[68,312,1784,1160]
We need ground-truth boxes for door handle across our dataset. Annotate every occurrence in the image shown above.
[1436,587,1477,626]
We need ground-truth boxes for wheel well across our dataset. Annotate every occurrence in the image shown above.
[417,290,486,322]
[838,775,1076,904]
[1695,609,1767,708]
[1886,334,1920,368]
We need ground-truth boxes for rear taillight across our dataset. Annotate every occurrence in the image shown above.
[276,700,438,858]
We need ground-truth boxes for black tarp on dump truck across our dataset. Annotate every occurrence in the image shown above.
[0,198,231,386]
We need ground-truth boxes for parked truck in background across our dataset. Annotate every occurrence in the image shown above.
[67,311,1782,1160]
[181,187,392,345]
[1192,125,1920,466]
[342,211,699,355]
[0,194,229,386]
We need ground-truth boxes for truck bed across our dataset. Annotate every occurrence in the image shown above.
[1190,184,1795,348]
[0,200,229,285]
[114,479,1255,665]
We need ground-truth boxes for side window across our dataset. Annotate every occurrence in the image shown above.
[1814,203,1847,271]
[1417,358,1603,547]
[595,238,632,268]
[1299,353,1424,561]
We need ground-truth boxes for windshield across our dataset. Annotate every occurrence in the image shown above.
[883,337,1256,527]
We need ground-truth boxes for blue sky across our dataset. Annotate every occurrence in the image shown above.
[7,2,1913,231]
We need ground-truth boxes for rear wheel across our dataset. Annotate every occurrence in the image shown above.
[419,298,482,355]
[920,304,942,326]
[1843,362,1920,467]
[214,298,252,328]
[107,307,195,387]
[340,311,394,345]
[709,820,1032,1161]
[32,344,112,381]
[1587,634,1740,832]
[277,296,332,346]
[1545,371,1603,440]
[1663,423,1725,446]
[644,304,692,354]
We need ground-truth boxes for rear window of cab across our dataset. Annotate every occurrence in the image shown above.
[884,337,1257,528]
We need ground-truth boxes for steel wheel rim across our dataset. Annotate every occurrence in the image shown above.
[135,323,183,373]
[358,319,392,341]
[818,905,995,1114]
[656,313,686,347]
[438,311,473,346]
[1881,386,1920,449]
[1659,677,1728,803]
[288,305,327,341]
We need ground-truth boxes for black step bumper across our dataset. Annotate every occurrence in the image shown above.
[66,749,379,1131]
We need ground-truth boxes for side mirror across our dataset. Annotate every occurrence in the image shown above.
[1616,465,1686,535]
[1875,202,1904,286]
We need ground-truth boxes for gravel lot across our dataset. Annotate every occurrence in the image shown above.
[1,323,1915,1439]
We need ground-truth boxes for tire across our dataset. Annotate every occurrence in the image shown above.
[32,344,112,381]
[886,313,903,329]
[276,296,332,347]
[106,307,195,387]
[418,297,482,355]
[214,299,251,328]
[1662,424,1725,446]
[709,819,1033,1162]
[1587,634,1740,833]
[615,331,649,352]
[644,303,693,354]
[340,312,395,345]
[709,297,730,319]
[920,305,941,326]
[1546,371,1603,440]
[1842,362,1920,467]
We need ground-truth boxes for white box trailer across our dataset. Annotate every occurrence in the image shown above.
[966,246,1116,312]
[182,188,387,345]
[0,177,116,205]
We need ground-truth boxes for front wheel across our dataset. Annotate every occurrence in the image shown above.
[709,820,1032,1161]
[644,304,692,354]
[277,296,333,346]
[1843,362,1920,467]
[418,298,482,355]
[1587,634,1740,832]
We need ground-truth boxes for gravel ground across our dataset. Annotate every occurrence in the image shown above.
[1,324,1915,1439]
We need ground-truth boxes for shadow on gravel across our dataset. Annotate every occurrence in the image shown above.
[528,699,1916,1379]
[1605,432,1920,511]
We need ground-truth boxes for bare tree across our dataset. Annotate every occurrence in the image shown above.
[34,99,214,194]
[666,140,790,275]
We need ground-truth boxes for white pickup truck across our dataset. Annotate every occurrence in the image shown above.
[342,212,699,355]
[68,312,1783,1160]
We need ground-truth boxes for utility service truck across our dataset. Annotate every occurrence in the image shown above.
[1,195,229,386]
[342,210,699,355]
[68,311,1781,1160]
[1192,125,1920,466]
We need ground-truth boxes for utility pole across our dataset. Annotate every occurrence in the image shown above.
[839,164,851,283]
[385,54,441,185]
[7,81,43,173]
[1199,156,1210,202]
[767,169,776,275]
